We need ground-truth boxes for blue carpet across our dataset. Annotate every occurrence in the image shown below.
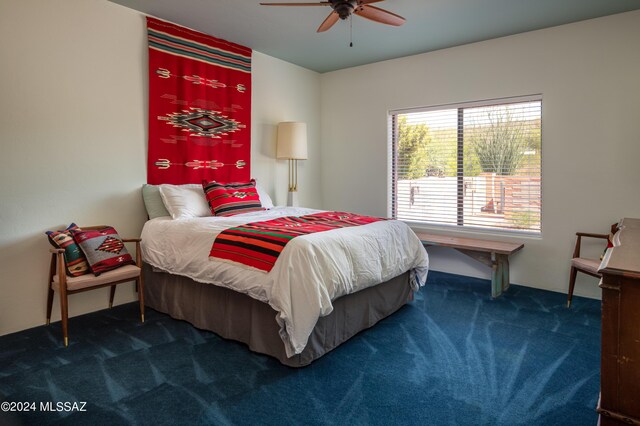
[0,271,600,425]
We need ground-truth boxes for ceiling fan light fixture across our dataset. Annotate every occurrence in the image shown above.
[332,0,357,20]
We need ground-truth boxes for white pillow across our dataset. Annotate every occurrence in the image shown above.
[255,182,274,209]
[159,184,211,219]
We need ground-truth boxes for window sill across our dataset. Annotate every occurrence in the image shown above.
[403,220,542,241]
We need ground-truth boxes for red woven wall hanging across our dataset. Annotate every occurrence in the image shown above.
[146,17,252,184]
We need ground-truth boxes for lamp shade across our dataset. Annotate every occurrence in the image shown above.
[276,122,308,160]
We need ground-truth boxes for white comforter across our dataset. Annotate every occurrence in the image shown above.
[141,207,429,357]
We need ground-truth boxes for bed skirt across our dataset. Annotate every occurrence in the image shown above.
[142,263,412,367]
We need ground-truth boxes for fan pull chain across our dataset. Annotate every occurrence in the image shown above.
[350,14,353,47]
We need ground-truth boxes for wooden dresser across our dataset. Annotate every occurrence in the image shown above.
[597,218,640,425]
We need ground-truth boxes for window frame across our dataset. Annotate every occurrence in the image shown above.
[388,94,543,236]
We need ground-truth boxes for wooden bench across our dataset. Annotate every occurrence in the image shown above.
[414,231,524,298]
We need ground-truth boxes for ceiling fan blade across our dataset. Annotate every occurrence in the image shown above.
[357,0,386,4]
[260,2,330,6]
[354,4,406,26]
[317,11,339,32]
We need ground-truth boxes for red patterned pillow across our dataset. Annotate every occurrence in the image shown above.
[71,227,135,276]
[46,223,90,277]
[202,179,264,217]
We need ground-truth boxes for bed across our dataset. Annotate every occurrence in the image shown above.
[140,196,429,367]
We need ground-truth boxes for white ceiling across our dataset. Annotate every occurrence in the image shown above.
[108,0,640,73]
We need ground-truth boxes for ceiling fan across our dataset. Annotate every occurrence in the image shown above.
[259,0,406,33]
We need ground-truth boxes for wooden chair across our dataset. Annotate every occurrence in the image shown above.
[567,224,616,307]
[46,226,144,346]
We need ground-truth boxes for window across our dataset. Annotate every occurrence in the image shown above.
[389,95,542,234]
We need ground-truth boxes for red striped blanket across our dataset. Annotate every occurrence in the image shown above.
[209,211,386,272]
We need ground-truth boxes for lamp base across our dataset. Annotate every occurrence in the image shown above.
[287,191,298,207]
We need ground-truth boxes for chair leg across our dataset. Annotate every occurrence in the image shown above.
[46,285,54,326]
[137,275,145,323]
[109,285,116,309]
[59,290,69,347]
[47,254,56,326]
[567,267,578,308]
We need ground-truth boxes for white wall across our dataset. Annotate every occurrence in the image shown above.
[252,52,321,209]
[0,0,320,336]
[320,11,640,298]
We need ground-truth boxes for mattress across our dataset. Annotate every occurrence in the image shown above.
[140,207,429,356]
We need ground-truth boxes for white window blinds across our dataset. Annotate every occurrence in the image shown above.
[389,95,542,234]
